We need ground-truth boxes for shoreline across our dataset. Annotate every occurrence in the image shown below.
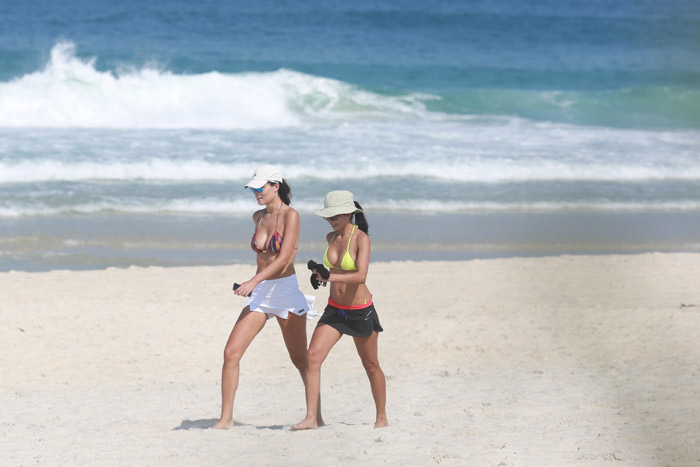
[2,210,700,272]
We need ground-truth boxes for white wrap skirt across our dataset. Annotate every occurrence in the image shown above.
[245,274,318,320]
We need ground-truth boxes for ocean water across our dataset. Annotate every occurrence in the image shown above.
[1,0,699,270]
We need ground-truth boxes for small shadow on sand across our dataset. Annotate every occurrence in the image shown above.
[255,424,286,431]
[173,419,285,431]
[173,419,219,430]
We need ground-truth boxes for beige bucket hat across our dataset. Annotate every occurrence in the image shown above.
[314,190,362,218]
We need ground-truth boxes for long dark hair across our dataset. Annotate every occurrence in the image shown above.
[271,179,292,205]
[351,201,369,234]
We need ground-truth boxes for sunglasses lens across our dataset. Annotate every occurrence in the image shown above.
[250,187,263,194]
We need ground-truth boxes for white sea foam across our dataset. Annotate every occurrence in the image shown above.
[2,157,700,184]
[2,42,700,220]
[0,198,255,218]
[0,42,429,130]
[375,199,700,213]
[0,159,245,183]
[3,198,700,218]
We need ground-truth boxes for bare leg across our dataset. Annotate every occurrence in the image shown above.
[213,307,267,429]
[277,313,324,426]
[291,324,342,430]
[354,331,388,428]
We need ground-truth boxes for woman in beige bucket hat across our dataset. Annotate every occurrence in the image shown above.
[293,190,387,430]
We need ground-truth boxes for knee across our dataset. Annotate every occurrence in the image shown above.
[223,344,243,365]
[289,351,307,372]
[306,347,325,370]
[361,358,382,376]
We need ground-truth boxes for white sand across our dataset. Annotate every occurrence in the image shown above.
[2,253,700,466]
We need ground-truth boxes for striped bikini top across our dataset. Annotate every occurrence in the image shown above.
[251,204,283,254]
[323,224,358,271]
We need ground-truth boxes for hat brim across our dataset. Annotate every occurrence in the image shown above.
[244,178,266,189]
[314,206,361,218]
[244,178,280,189]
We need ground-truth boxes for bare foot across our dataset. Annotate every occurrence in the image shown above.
[212,418,234,429]
[317,415,325,428]
[291,417,318,431]
[374,415,388,429]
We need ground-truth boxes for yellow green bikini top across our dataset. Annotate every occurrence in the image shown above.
[323,225,358,271]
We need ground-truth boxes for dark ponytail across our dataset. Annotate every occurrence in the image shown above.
[352,201,369,234]
[272,179,292,205]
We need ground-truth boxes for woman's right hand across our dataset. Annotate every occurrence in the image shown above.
[314,271,328,283]
[234,279,257,297]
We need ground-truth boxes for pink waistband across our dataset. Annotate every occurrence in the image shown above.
[328,297,373,310]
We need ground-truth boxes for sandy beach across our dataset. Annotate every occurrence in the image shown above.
[2,253,700,466]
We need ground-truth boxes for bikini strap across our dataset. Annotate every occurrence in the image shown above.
[256,202,282,233]
[274,201,282,232]
[346,224,357,251]
[328,231,338,244]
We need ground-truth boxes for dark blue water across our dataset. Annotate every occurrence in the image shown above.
[3,0,699,90]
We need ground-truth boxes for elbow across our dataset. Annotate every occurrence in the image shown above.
[275,250,294,266]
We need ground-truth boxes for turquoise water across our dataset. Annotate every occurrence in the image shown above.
[1,0,699,270]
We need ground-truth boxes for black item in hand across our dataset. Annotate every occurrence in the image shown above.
[307,260,330,279]
[232,282,250,297]
[307,260,330,289]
